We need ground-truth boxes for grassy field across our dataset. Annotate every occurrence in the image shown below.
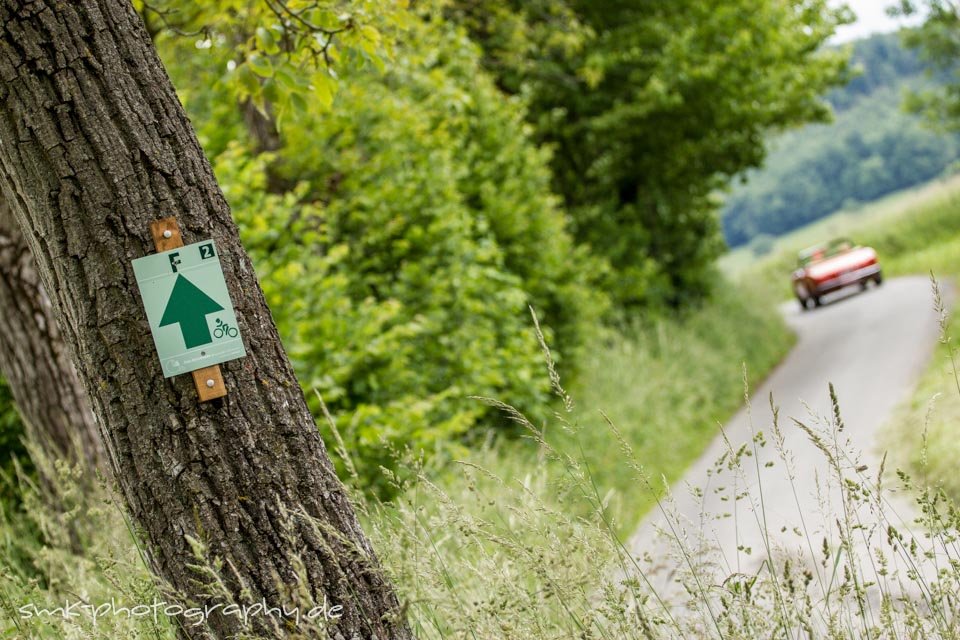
[10,279,960,636]
[377,284,796,538]
[883,286,960,496]
[1,280,796,637]
[869,190,960,501]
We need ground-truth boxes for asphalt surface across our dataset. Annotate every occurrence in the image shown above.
[626,275,949,593]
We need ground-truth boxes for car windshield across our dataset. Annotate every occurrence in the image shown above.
[797,238,855,267]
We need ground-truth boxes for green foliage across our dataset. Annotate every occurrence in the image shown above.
[152,0,603,493]
[723,33,960,247]
[892,1,960,128]
[829,30,932,109]
[451,0,851,308]
[140,0,849,494]
[137,0,408,124]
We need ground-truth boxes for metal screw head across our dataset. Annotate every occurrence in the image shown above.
[206,379,215,388]
[162,230,173,239]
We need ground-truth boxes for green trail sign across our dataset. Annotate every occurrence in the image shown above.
[132,240,246,378]
[160,275,224,349]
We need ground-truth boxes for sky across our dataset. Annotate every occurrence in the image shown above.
[830,0,924,43]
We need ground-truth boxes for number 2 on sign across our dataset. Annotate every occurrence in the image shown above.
[199,243,216,260]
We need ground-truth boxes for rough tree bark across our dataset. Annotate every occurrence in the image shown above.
[0,197,104,469]
[0,1,412,639]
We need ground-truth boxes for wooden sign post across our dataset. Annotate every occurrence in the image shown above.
[148,217,228,402]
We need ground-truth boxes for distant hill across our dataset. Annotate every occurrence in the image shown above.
[722,32,960,248]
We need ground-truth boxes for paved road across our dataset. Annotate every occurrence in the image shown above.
[627,275,949,593]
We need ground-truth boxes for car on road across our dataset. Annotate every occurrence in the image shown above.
[792,238,882,310]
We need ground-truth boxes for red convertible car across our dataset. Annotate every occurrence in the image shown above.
[792,238,882,310]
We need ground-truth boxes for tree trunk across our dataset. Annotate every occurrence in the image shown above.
[0,197,105,470]
[0,2,412,639]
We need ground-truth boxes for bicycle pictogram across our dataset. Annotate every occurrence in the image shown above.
[213,318,239,339]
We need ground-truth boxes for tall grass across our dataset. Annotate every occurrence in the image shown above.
[6,300,960,637]
[557,286,793,533]
[362,286,960,637]
[0,291,791,637]
[885,274,960,502]
[0,451,172,638]
[847,191,960,505]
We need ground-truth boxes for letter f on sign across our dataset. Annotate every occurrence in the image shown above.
[168,252,181,273]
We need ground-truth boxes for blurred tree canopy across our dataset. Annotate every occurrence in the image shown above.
[722,32,960,246]
[892,1,960,128]
[0,0,852,493]
[447,0,851,306]
[830,30,933,109]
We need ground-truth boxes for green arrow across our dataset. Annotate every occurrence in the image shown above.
[159,275,224,349]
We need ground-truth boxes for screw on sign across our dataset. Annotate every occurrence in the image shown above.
[132,218,246,401]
